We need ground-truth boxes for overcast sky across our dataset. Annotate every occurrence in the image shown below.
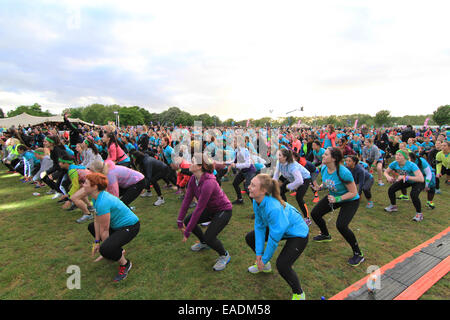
[1,0,450,120]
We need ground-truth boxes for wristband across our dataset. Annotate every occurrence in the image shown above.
[335,196,342,203]
[94,240,101,244]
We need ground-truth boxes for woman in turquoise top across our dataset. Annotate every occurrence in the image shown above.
[245,173,309,300]
[310,147,364,267]
[84,172,140,282]
[383,150,425,221]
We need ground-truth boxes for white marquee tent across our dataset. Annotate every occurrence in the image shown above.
[0,113,96,128]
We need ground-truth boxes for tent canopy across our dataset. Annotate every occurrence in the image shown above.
[0,113,96,128]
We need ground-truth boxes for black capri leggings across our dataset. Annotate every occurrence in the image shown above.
[280,177,311,218]
[88,221,140,261]
[245,228,308,294]
[150,166,178,197]
[233,169,256,200]
[119,178,146,207]
[183,209,232,256]
[388,181,424,212]
[311,197,361,255]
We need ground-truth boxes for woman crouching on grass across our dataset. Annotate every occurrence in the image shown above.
[245,174,309,300]
[83,172,140,282]
[176,154,233,271]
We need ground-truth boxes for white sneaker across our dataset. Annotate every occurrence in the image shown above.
[76,214,93,223]
[384,205,398,212]
[213,251,231,271]
[412,213,423,222]
[248,262,272,274]
[191,242,210,252]
[153,197,165,206]
[52,193,63,200]
[141,191,152,197]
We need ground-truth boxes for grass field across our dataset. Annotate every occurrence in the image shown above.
[0,163,448,300]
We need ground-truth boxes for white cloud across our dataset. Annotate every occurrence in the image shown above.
[1,0,450,120]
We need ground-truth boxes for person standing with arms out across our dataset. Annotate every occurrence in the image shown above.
[84,172,140,282]
[383,150,425,221]
[245,174,309,300]
[272,149,312,226]
[310,147,365,267]
[177,155,233,271]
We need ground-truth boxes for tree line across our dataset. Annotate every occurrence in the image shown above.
[1,103,449,128]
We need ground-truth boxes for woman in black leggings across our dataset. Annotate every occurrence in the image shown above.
[310,147,364,267]
[245,173,309,300]
[177,154,233,271]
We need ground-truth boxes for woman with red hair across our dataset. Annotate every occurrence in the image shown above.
[84,172,140,282]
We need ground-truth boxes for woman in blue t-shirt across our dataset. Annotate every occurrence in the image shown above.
[84,172,140,282]
[383,150,424,221]
[310,147,364,267]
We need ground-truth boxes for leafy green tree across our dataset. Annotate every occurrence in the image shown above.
[432,105,450,126]
[374,110,391,127]
[0,108,4,118]
[7,103,54,117]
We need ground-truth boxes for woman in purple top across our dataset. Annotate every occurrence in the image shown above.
[90,160,145,208]
[177,154,233,271]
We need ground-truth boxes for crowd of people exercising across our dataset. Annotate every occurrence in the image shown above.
[1,114,449,299]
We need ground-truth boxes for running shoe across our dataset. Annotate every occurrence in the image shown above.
[175,189,182,195]
[140,191,152,197]
[201,221,211,227]
[426,201,435,210]
[435,189,441,194]
[292,292,306,300]
[366,201,374,209]
[384,205,398,212]
[52,192,63,200]
[87,206,96,213]
[412,213,424,222]
[76,214,93,223]
[232,199,244,205]
[396,194,409,200]
[153,197,165,206]
[348,253,365,267]
[248,262,272,274]
[191,242,210,252]
[304,218,312,226]
[213,251,231,271]
[313,234,332,242]
[378,182,385,186]
[114,260,132,282]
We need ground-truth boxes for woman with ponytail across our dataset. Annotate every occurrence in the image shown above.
[273,149,312,225]
[245,174,309,300]
[176,154,233,271]
[310,147,365,267]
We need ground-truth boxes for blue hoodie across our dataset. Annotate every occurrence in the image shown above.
[253,196,309,264]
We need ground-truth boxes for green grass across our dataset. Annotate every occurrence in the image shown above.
[0,163,448,300]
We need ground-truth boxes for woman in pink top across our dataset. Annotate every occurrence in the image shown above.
[103,132,131,168]
[90,160,145,208]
